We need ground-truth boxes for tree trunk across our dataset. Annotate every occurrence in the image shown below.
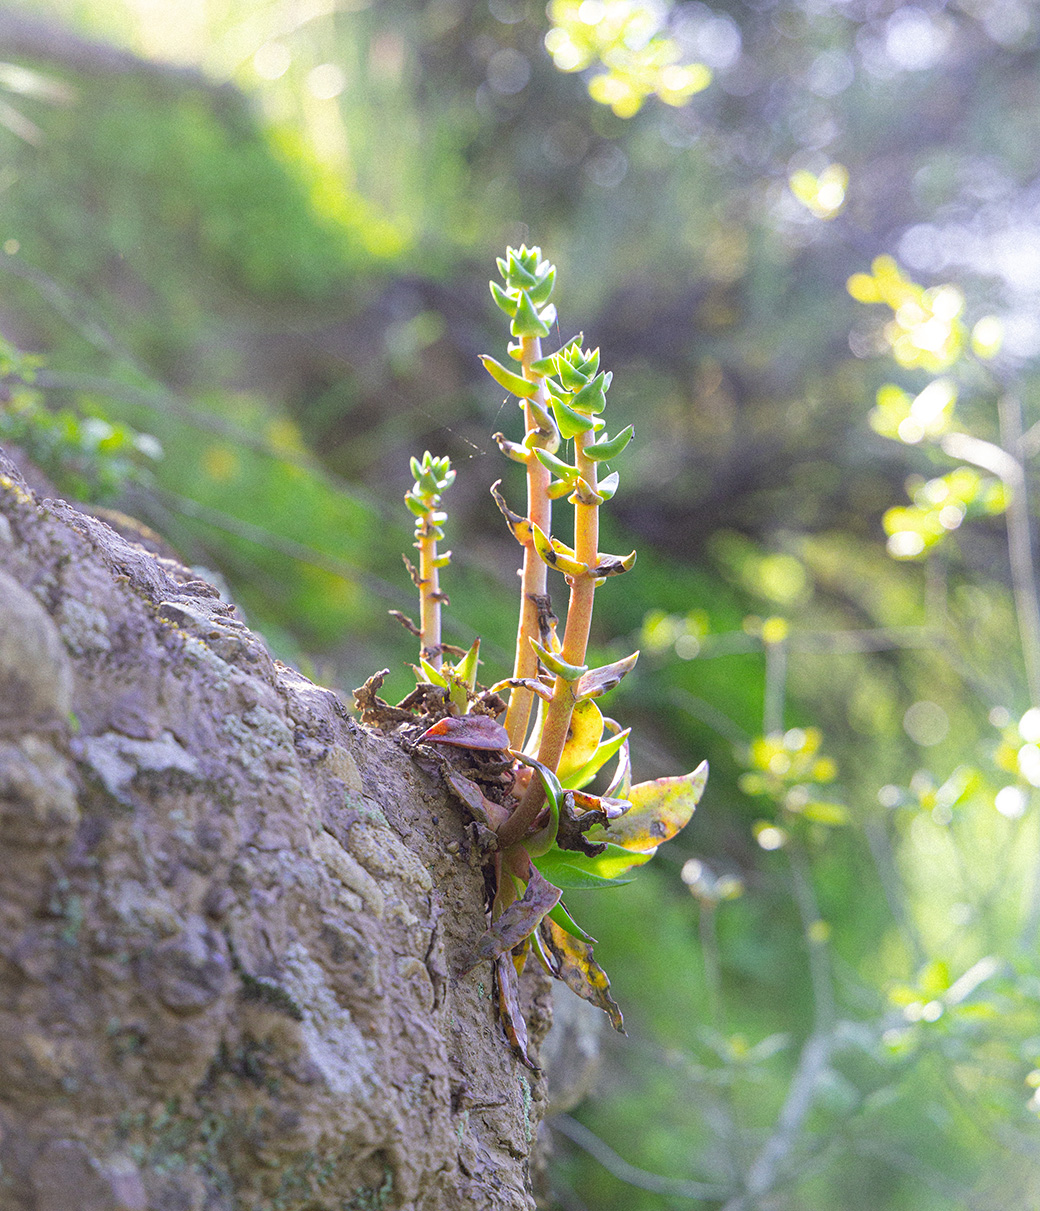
[0,448,552,1211]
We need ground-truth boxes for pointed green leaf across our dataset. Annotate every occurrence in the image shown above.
[531,523,589,577]
[450,637,481,691]
[557,358,590,391]
[480,355,538,398]
[531,638,587,682]
[507,253,538,289]
[539,303,558,328]
[532,842,650,888]
[597,471,620,501]
[549,391,596,439]
[418,657,449,688]
[577,348,600,377]
[529,354,560,375]
[533,446,578,480]
[511,290,551,338]
[528,267,556,306]
[489,279,517,315]
[588,761,707,852]
[571,373,608,414]
[586,425,634,461]
[548,900,596,944]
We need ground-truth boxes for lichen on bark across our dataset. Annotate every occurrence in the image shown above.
[0,448,551,1211]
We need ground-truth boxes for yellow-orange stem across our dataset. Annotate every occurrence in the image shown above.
[503,335,553,749]
[498,432,599,849]
[418,521,443,670]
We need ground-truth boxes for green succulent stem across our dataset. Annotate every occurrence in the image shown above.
[405,452,454,671]
[503,333,554,747]
[498,431,600,849]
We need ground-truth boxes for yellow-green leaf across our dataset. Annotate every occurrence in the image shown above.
[563,726,631,791]
[589,760,707,852]
[480,354,538,398]
[558,698,605,782]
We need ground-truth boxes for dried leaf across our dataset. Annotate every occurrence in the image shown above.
[496,952,539,1069]
[462,867,562,970]
[490,480,533,546]
[445,772,510,830]
[575,652,639,702]
[540,916,625,1033]
[419,714,510,751]
[570,790,630,818]
[589,760,707,853]
[603,723,632,799]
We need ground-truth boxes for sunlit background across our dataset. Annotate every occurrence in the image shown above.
[4,0,1040,1206]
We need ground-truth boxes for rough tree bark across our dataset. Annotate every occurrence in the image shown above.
[0,448,553,1211]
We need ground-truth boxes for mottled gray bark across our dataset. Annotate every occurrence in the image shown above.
[0,449,551,1211]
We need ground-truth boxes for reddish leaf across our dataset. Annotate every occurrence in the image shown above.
[496,952,538,1070]
[570,790,629,819]
[539,916,625,1034]
[419,714,510,751]
[461,867,562,970]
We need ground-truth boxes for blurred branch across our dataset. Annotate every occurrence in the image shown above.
[763,634,786,736]
[863,816,926,968]
[943,404,1040,708]
[721,841,836,1211]
[0,9,233,94]
[550,1114,732,1200]
[140,486,412,609]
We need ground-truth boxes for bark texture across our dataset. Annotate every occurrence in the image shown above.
[0,450,551,1211]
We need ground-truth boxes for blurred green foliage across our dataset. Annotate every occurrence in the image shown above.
[3,0,1040,1206]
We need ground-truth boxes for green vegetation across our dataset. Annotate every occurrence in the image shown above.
[384,247,704,1057]
[4,0,1040,1205]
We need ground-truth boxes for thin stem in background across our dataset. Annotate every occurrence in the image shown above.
[698,902,724,1032]
[721,839,837,1211]
[997,393,1040,710]
[551,1114,732,1201]
[763,634,787,736]
[863,815,927,969]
